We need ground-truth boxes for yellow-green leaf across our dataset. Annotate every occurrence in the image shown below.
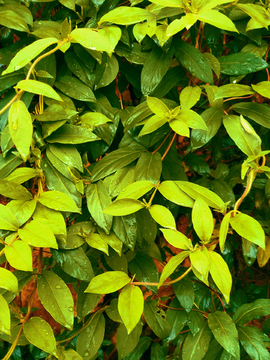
[0,204,19,231]
[3,37,59,75]
[230,213,265,249]
[192,198,214,243]
[24,317,57,354]
[103,199,145,216]
[160,228,192,250]
[219,212,231,252]
[0,267,18,293]
[190,247,210,285]
[15,80,62,102]
[209,251,232,303]
[148,204,176,229]
[99,7,153,26]
[158,251,190,287]
[118,285,144,334]
[71,28,112,52]
[85,271,130,294]
[5,240,32,271]
[38,191,80,213]
[198,10,238,33]
[18,220,58,249]
[0,294,10,335]
[8,100,33,161]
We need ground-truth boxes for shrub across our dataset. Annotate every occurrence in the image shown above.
[1,0,270,359]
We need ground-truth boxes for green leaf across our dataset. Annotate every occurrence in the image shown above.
[190,247,210,285]
[192,198,214,243]
[252,81,270,99]
[77,282,101,321]
[86,233,109,255]
[174,39,213,84]
[233,299,270,325]
[80,112,112,129]
[144,300,171,339]
[51,248,94,281]
[38,190,80,213]
[99,6,153,25]
[238,326,270,360]
[5,240,32,271]
[85,271,130,294]
[219,52,268,76]
[8,100,33,161]
[141,46,174,96]
[166,14,198,37]
[176,109,208,131]
[158,181,194,208]
[124,337,152,360]
[230,213,265,249]
[0,293,10,335]
[76,313,105,359]
[15,80,62,101]
[149,0,183,6]
[149,204,176,229]
[173,275,194,313]
[166,298,187,341]
[139,115,168,137]
[24,317,56,354]
[71,28,112,52]
[232,102,270,129]
[215,84,254,100]
[86,181,112,234]
[0,204,19,230]
[5,168,38,184]
[117,181,154,200]
[129,252,159,293]
[117,322,142,360]
[3,37,59,74]
[208,311,240,359]
[180,86,201,110]
[182,322,212,360]
[198,10,238,32]
[223,115,261,156]
[48,144,83,172]
[95,54,119,90]
[33,203,66,236]
[191,108,223,151]
[98,228,123,256]
[161,228,192,250]
[54,76,96,102]
[147,96,169,117]
[91,145,145,182]
[209,251,232,303]
[0,268,18,293]
[18,220,58,249]
[159,251,190,287]
[135,152,162,184]
[176,181,225,211]
[0,180,32,200]
[169,118,190,137]
[237,4,269,30]
[0,153,23,180]
[219,212,231,253]
[46,124,99,144]
[118,284,144,334]
[113,214,137,251]
[37,271,74,330]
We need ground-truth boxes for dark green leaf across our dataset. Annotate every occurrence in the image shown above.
[208,311,240,358]
[219,52,268,75]
[174,39,213,84]
[144,300,171,339]
[76,313,105,359]
[141,46,174,96]
[37,271,74,330]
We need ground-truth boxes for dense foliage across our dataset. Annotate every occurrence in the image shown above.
[1,0,270,359]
